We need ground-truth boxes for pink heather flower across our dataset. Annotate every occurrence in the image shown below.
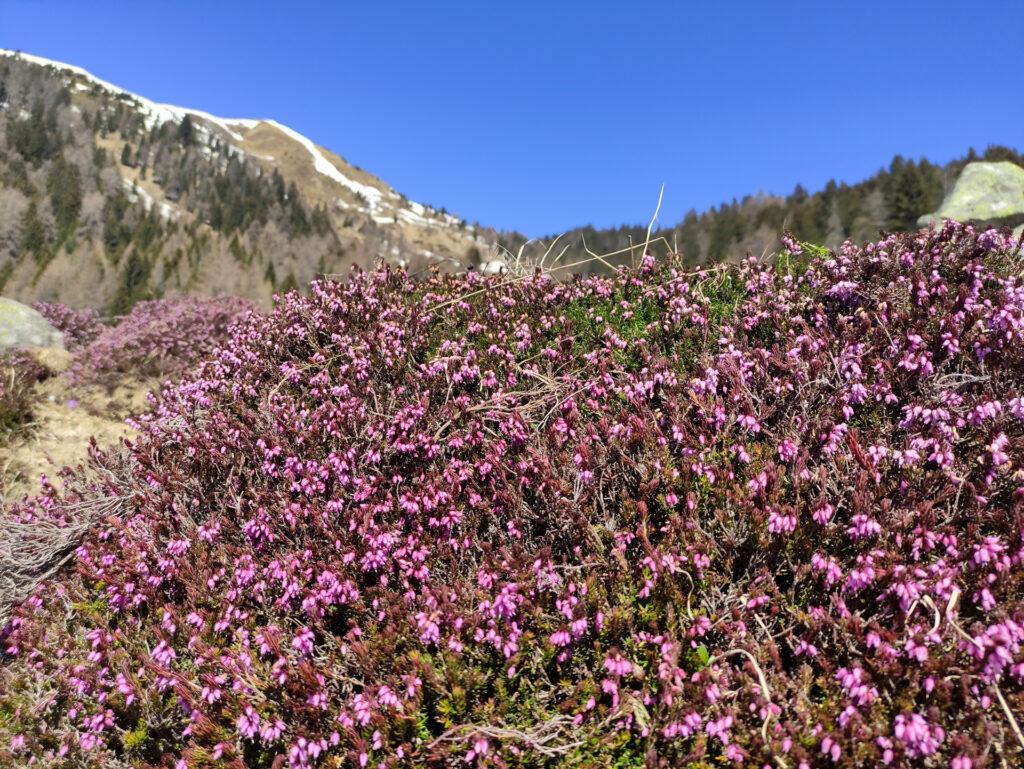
[416,611,441,646]
[778,439,798,462]
[821,735,841,762]
[238,705,260,740]
[151,640,176,667]
[706,714,734,745]
[663,712,703,739]
[603,652,633,677]
[795,640,818,657]
[813,502,834,525]
[973,535,1006,566]
[115,672,136,705]
[837,666,878,706]
[737,413,761,433]
[989,433,1010,466]
[465,737,490,762]
[864,442,888,466]
[846,514,882,540]
[260,720,284,741]
[550,629,571,647]
[893,712,944,758]
[291,627,315,656]
[767,509,797,535]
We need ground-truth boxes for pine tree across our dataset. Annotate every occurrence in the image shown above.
[46,157,83,234]
[7,100,59,166]
[19,201,47,259]
[120,143,133,167]
[178,115,195,146]
[279,271,300,294]
[886,158,929,231]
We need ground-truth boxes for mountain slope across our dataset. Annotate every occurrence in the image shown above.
[0,50,495,311]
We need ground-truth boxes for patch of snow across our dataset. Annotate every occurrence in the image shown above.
[262,119,391,211]
[122,179,178,221]
[0,49,256,137]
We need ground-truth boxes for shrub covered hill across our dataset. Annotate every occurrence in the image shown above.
[3,222,1024,768]
[0,51,494,313]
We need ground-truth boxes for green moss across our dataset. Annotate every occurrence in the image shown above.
[121,724,149,752]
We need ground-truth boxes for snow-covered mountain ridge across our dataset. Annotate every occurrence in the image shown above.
[0,49,466,234]
[0,50,497,309]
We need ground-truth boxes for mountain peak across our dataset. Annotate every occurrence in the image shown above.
[0,50,494,309]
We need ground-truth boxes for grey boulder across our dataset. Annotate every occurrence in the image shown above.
[0,298,64,352]
[918,161,1024,227]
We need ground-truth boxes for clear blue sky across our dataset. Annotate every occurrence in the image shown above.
[3,1,1022,236]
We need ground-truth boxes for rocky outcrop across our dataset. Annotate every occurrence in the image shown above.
[919,161,1024,228]
[0,299,64,352]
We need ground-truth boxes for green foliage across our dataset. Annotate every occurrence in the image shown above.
[46,156,83,235]
[108,251,155,316]
[884,155,944,231]
[102,193,133,260]
[310,203,333,237]
[0,156,36,197]
[500,145,1023,271]
[177,114,195,146]
[6,100,62,166]
[18,201,47,261]
[279,270,300,294]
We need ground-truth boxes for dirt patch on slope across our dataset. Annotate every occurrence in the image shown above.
[0,371,154,501]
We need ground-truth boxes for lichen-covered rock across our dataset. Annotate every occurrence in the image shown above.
[919,161,1024,226]
[0,298,65,352]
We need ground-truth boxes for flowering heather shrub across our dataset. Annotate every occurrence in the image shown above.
[31,302,104,351]
[69,296,254,384]
[3,222,1024,768]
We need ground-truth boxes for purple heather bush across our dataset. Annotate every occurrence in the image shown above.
[68,296,254,385]
[3,223,1024,768]
[31,302,104,351]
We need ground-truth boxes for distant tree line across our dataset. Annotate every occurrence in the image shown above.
[500,145,1024,273]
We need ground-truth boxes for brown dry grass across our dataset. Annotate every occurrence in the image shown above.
[0,365,152,501]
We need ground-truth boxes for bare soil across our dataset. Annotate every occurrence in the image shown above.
[0,357,153,500]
